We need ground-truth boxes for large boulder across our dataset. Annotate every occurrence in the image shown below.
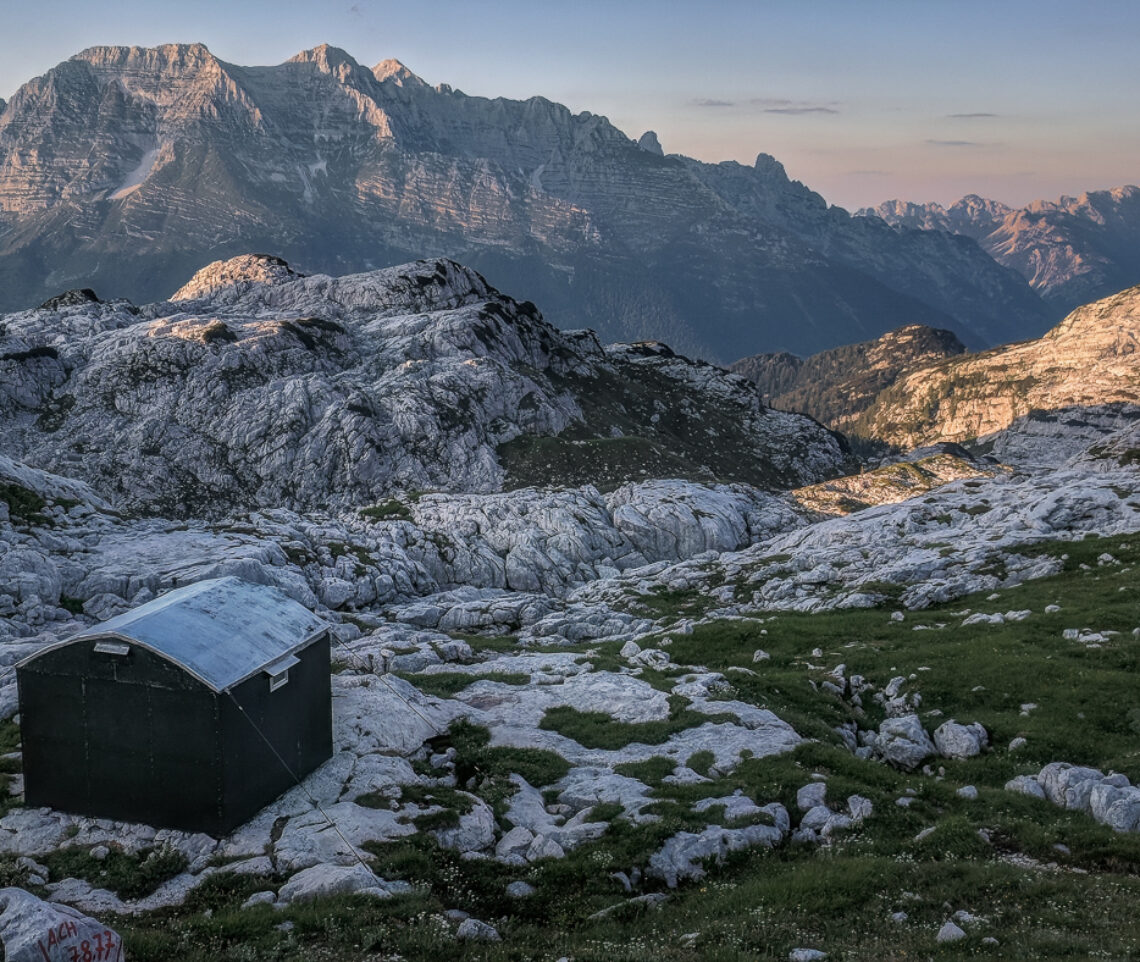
[877,714,936,770]
[932,720,989,759]
[1037,762,1104,812]
[277,863,392,905]
[0,887,124,962]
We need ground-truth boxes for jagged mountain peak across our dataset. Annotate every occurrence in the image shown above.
[753,153,788,179]
[288,44,362,73]
[637,131,663,155]
[372,58,426,86]
[862,186,1140,314]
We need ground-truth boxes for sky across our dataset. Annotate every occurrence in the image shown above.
[1,0,1136,211]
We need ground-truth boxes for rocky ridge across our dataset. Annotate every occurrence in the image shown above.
[860,186,1140,315]
[0,254,849,515]
[0,43,1051,357]
[728,324,968,431]
[851,286,1140,448]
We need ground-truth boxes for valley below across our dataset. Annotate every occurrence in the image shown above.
[0,254,1137,960]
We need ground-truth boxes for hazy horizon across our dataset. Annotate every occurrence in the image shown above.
[1,0,1137,211]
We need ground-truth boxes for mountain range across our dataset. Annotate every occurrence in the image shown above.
[0,43,1053,360]
[860,186,1140,315]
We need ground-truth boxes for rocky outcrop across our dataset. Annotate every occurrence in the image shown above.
[852,286,1140,448]
[0,44,1050,358]
[729,325,968,430]
[980,405,1140,469]
[575,462,1140,616]
[1008,763,1140,833]
[861,186,1140,315]
[789,451,1000,517]
[0,255,849,515]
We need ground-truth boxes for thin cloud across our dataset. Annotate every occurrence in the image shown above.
[750,97,841,115]
[689,96,840,114]
[947,112,999,119]
[764,105,839,115]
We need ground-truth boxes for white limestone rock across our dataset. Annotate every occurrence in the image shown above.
[241,890,277,909]
[648,821,785,887]
[432,794,496,853]
[273,803,416,872]
[847,795,873,823]
[456,917,501,941]
[277,863,393,905]
[937,921,967,943]
[0,887,125,962]
[693,793,764,822]
[1037,762,1104,812]
[796,782,827,812]
[877,715,936,770]
[1005,775,1046,800]
[495,826,535,859]
[932,720,989,760]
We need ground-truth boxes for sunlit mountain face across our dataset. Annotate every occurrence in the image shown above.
[0,44,1051,360]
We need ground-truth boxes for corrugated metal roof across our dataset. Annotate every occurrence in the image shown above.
[64,577,328,692]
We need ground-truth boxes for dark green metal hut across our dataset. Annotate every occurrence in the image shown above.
[16,576,332,836]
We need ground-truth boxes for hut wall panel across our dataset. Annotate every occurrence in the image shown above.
[220,637,332,830]
[18,642,224,832]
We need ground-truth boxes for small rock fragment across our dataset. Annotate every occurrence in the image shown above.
[936,921,967,943]
[456,918,501,941]
[796,782,827,812]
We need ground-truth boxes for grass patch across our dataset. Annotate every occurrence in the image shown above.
[414,721,572,822]
[498,434,711,493]
[359,499,413,522]
[539,696,734,750]
[0,481,48,525]
[614,756,678,786]
[450,632,523,655]
[634,584,718,618]
[685,750,716,777]
[58,595,84,615]
[41,845,188,900]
